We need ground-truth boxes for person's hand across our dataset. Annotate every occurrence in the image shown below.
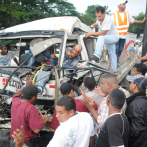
[136,56,141,63]
[142,17,146,23]
[66,51,71,56]
[26,75,32,85]
[40,112,50,124]
[90,25,94,29]
[85,33,92,38]
[94,86,107,97]
[40,112,47,120]
[80,88,95,110]
[12,126,26,147]
[51,54,56,58]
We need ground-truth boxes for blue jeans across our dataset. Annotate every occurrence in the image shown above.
[10,140,15,147]
[115,39,126,62]
[27,49,55,66]
[94,35,119,72]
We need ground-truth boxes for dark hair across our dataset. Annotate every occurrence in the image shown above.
[95,6,105,14]
[134,63,147,76]
[137,86,144,92]
[84,77,96,91]
[57,96,76,112]
[60,90,71,96]
[109,89,126,109]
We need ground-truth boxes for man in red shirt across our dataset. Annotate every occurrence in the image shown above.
[47,82,98,132]
[10,76,50,147]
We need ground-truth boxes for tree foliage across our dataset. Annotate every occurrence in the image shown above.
[128,12,145,37]
[81,4,111,25]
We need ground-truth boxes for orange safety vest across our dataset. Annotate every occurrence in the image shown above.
[113,10,130,35]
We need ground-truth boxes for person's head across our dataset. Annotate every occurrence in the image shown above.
[95,6,105,21]
[126,75,147,94]
[118,0,128,11]
[100,74,118,95]
[22,85,39,103]
[56,96,76,122]
[71,44,82,58]
[0,44,8,55]
[133,63,147,76]
[107,89,126,110]
[60,82,74,97]
[84,77,96,91]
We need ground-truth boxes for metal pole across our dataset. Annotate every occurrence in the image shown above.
[141,0,147,58]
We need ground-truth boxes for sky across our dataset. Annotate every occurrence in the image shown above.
[67,0,147,17]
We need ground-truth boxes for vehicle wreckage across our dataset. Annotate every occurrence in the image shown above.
[0,16,138,129]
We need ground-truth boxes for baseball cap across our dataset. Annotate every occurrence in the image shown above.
[126,75,147,90]
[117,0,128,6]
[60,82,74,95]
[22,85,39,99]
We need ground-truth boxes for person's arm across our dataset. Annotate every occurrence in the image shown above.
[13,58,19,66]
[33,112,51,134]
[47,110,60,132]
[80,89,99,122]
[90,23,98,28]
[15,75,32,97]
[134,17,146,23]
[89,136,95,147]
[136,53,147,62]
[127,103,146,137]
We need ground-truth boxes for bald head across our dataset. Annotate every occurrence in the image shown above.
[102,74,118,84]
[70,44,82,58]
[75,44,82,51]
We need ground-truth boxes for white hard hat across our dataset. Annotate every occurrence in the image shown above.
[117,0,128,6]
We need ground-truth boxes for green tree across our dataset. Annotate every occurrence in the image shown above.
[80,14,95,26]
[128,12,145,37]
[0,0,81,29]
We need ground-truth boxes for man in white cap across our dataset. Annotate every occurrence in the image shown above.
[113,0,146,63]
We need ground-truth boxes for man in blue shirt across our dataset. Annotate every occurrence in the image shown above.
[63,44,82,68]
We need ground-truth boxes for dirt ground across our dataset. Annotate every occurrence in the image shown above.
[0,129,54,147]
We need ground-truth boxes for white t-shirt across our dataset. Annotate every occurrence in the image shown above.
[47,112,95,147]
[0,51,15,66]
[75,90,104,105]
[112,11,134,39]
[96,14,119,36]
[138,46,142,56]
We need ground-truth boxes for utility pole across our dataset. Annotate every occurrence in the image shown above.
[142,0,147,58]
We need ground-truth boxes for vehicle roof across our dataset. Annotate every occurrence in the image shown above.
[0,16,93,37]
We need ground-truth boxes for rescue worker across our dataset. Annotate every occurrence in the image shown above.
[113,0,146,62]
[86,6,119,73]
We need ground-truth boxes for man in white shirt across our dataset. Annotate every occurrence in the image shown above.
[138,44,142,56]
[113,0,146,62]
[0,43,19,66]
[86,6,119,72]
[75,77,104,105]
[47,96,95,147]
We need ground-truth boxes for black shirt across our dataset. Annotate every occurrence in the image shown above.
[97,113,130,147]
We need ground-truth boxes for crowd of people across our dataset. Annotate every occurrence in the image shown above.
[9,62,147,147]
